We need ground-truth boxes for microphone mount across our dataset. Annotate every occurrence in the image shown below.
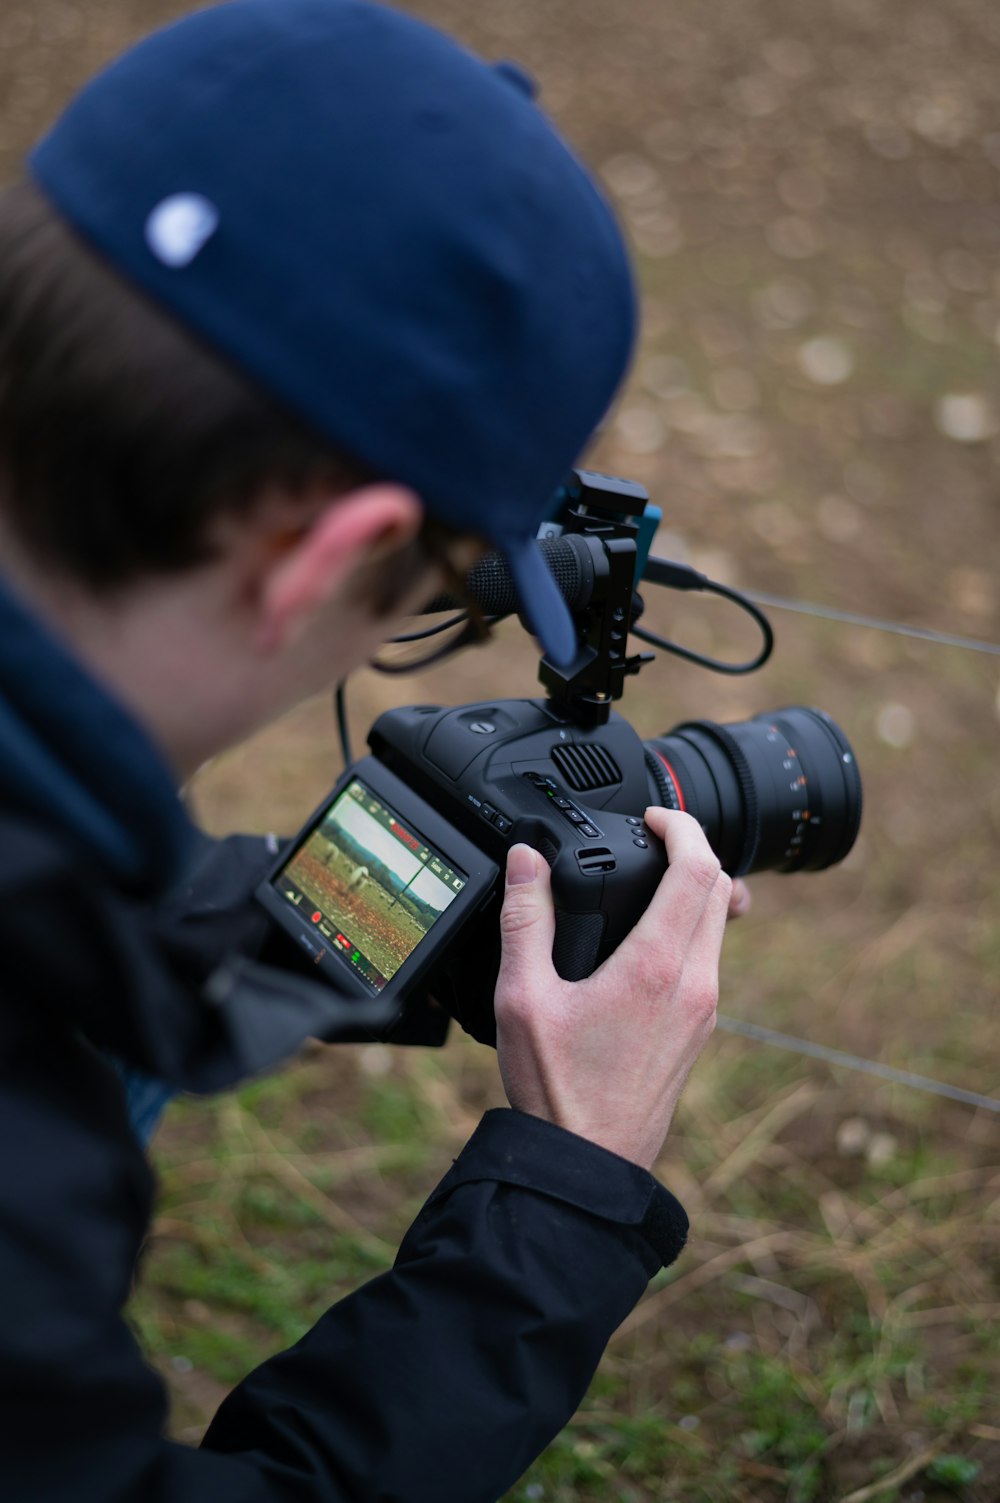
[536,471,654,727]
[420,470,654,727]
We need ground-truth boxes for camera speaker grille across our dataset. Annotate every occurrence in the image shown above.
[551,742,622,792]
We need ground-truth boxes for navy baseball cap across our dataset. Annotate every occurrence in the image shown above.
[29,0,637,666]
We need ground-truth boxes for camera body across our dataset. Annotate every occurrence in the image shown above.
[369,698,668,1041]
[258,699,668,1046]
[257,471,861,1046]
[260,694,860,1045]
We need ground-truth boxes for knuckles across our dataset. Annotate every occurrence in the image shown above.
[686,852,723,895]
[493,984,527,1024]
[688,974,720,1028]
[660,811,728,895]
[614,936,682,999]
[498,890,543,937]
[494,976,568,1033]
[661,809,707,843]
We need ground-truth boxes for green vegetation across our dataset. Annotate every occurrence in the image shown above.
[927,1456,984,1491]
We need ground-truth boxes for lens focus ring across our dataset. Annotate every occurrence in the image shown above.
[672,720,761,875]
[645,706,862,877]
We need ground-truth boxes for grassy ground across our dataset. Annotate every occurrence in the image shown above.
[132,1036,1000,1502]
[4,0,1000,1498]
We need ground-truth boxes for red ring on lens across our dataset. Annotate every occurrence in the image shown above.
[654,750,686,812]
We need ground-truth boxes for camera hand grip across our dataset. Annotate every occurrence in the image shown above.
[552,909,607,982]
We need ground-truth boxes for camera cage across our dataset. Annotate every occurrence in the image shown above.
[361,467,776,748]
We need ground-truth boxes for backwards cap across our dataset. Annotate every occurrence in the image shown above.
[30,0,636,665]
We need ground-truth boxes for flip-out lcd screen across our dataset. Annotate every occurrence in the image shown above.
[273,778,467,993]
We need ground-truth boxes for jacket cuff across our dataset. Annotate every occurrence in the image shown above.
[428,1108,688,1268]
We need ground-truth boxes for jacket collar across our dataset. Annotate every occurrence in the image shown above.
[0,571,368,1093]
[0,571,193,893]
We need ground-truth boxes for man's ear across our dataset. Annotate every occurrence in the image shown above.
[255,484,423,653]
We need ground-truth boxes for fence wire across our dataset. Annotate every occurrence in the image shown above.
[716,1015,1000,1115]
[745,590,1000,657]
[702,587,1000,1114]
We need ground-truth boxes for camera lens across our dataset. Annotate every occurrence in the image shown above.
[643,707,862,876]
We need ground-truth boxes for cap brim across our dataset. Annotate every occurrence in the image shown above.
[503,536,578,668]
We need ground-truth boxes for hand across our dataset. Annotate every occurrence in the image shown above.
[494,808,734,1170]
[728,876,751,919]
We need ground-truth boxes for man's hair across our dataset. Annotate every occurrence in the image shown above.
[0,181,455,612]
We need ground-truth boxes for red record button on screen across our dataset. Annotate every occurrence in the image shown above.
[312,911,322,923]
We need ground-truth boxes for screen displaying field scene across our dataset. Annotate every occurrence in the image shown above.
[275,779,467,992]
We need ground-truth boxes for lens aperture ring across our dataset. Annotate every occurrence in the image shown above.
[673,720,761,875]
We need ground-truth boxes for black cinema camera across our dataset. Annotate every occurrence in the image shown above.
[257,472,862,1046]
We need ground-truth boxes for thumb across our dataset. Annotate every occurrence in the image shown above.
[497,844,557,994]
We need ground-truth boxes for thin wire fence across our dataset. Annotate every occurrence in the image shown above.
[745,590,1000,657]
[709,587,999,1115]
[716,1016,1000,1115]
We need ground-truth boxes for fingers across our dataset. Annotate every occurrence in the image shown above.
[630,807,731,958]
[681,851,733,997]
[669,850,735,1051]
[728,878,751,919]
[629,812,732,1050]
[495,844,557,1003]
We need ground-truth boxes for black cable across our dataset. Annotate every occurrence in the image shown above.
[371,614,510,675]
[341,551,770,745]
[333,680,352,765]
[332,615,486,761]
[389,610,469,644]
[636,557,774,675]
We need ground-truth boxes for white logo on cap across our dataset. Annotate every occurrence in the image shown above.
[145,194,219,268]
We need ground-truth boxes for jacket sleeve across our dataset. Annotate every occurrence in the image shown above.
[200,1109,687,1502]
[2,826,689,1501]
[150,831,284,976]
[1,1019,686,1503]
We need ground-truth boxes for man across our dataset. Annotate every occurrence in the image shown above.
[0,2,741,1497]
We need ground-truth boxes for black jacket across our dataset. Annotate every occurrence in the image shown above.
[0,576,688,1502]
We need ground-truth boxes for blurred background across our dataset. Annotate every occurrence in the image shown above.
[3,1,999,1498]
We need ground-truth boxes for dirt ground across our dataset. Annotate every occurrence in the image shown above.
[3,1,1000,1499]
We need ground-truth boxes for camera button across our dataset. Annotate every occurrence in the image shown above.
[579,823,600,838]
[565,809,586,824]
[552,796,573,809]
[494,814,512,835]
[626,816,643,827]
[481,804,497,823]
[633,838,649,849]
